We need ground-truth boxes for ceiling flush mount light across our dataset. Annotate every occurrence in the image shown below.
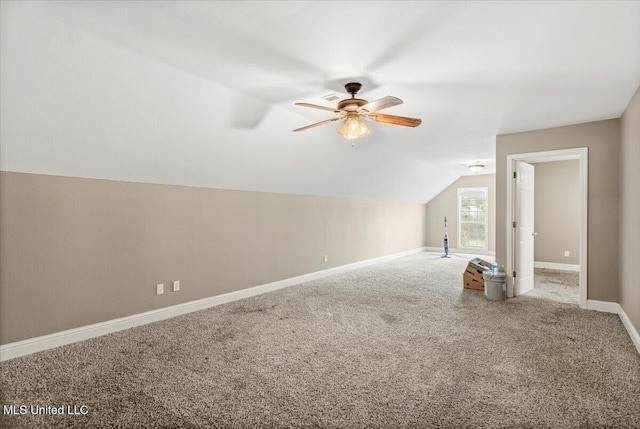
[468,162,485,174]
[293,82,421,143]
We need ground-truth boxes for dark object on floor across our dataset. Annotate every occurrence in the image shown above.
[464,257,491,290]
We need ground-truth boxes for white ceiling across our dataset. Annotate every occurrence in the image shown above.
[1,1,639,203]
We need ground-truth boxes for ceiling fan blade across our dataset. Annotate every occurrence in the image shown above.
[366,113,422,127]
[295,102,341,113]
[293,117,341,132]
[360,96,403,113]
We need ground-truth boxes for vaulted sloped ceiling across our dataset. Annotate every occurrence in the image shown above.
[1,1,639,203]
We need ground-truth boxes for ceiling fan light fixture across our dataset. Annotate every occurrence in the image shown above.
[293,82,421,139]
[468,162,485,174]
[336,114,369,140]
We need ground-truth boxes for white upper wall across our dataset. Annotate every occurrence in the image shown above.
[1,1,639,203]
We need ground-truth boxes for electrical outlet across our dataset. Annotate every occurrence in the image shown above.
[156,284,164,295]
[564,250,570,257]
[172,280,180,292]
[323,255,328,262]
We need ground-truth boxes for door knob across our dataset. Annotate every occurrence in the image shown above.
[532,232,538,237]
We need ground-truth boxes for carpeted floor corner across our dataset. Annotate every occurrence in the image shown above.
[1,252,639,428]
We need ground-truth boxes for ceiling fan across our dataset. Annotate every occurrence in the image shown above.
[293,82,422,141]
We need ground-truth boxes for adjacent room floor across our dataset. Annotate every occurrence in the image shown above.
[532,267,580,305]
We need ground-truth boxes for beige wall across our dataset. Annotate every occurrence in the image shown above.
[425,174,496,252]
[534,160,580,265]
[0,172,428,344]
[497,119,620,302]
[620,86,640,334]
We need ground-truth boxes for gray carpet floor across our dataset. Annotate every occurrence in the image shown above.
[532,268,580,305]
[1,252,639,428]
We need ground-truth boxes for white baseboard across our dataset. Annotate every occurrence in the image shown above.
[0,247,427,362]
[424,246,495,257]
[534,261,580,271]
[587,300,640,354]
[619,306,640,354]
[586,299,620,314]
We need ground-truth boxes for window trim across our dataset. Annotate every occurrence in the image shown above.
[457,187,489,251]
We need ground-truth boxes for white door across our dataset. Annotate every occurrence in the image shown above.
[515,161,535,296]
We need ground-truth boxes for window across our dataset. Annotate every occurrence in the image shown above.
[458,187,488,250]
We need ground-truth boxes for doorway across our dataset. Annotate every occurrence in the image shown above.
[506,148,588,309]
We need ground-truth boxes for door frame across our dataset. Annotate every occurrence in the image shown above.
[506,148,588,309]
